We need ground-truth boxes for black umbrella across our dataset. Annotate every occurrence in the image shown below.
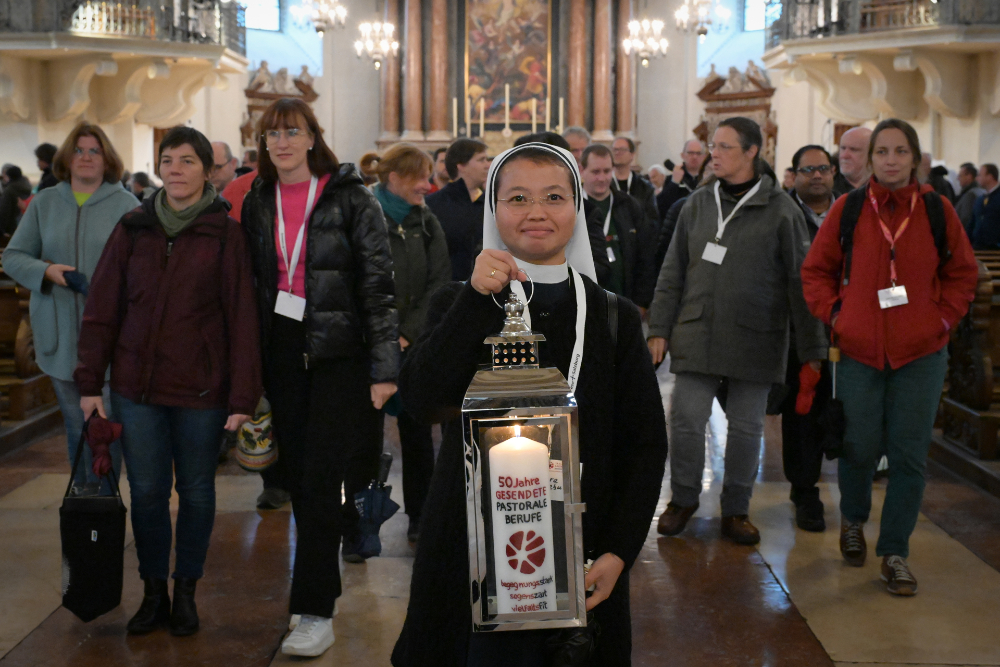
[819,346,846,460]
[353,452,399,559]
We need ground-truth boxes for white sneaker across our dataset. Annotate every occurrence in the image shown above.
[281,614,335,657]
[289,602,337,630]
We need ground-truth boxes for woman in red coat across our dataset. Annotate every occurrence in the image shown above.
[801,118,977,596]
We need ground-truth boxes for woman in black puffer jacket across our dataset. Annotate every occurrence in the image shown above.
[241,98,399,658]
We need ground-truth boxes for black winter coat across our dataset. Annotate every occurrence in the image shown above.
[241,164,400,384]
[656,169,698,226]
[654,195,687,278]
[613,172,658,229]
[391,278,668,667]
[585,193,657,308]
[425,178,484,282]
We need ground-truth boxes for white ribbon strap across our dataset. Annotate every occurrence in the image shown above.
[712,179,762,243]
[276,176,319,293]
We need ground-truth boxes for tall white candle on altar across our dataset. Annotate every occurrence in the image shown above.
[479,98,485,138]
[558,97,564,134]
[489,425,556,614]
[545,96,551,132]
[453,97,458,138]
[466,96,471,135]
[504,84,510,129]
[531,98,537,134]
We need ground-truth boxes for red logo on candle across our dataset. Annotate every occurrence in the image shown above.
[505,530,546,574]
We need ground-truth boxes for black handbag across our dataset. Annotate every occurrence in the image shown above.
[543,611,601,666]
[59,425,127,622]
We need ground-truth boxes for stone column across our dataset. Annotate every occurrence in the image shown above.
[401,0,424,141]
[567,0,586,129]
[380,0,401,141]
[426,0,450,141]
[616,0,634,137]
[591,0,614,141]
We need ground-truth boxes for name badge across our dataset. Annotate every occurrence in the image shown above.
[878,285,908,309]
[702,242,727,265]
[275,291,306,321]
[606,246,616,263]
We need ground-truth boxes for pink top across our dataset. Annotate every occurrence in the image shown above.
[276,174,330,297]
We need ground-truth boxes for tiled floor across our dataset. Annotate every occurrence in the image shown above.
[1,363,999,666]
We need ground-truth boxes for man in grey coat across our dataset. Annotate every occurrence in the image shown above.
[647,117,827,545]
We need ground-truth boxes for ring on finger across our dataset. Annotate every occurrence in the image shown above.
[489,269,497,278]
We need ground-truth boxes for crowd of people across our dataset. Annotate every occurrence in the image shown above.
[0,100,992,665]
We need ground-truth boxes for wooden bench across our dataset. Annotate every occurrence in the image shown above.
[0,274,56,423]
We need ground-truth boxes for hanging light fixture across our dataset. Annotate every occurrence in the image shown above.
[291,0,348,34]
[675,0,732,43]
[622,18,669,68]
[354,21,399,70]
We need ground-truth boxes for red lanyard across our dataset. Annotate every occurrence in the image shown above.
[868,189,917,286]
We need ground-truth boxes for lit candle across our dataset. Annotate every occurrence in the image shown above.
[479,98,485,138]
[545,95,550,132]
[504,83,510,130]
[558,97,564,134]
[466,96,471,135]
[489,425,556,614]
[453,97,458,138]
[531,98,537,134]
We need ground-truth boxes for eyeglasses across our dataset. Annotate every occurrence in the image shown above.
[611,147,632,153]
[796,165,832,175]
[263,128,310,143]
[683,150,705,156]
[707,142,740,152]
[497,193,573,209]
[73,147,102,157]
[212,162,229,171]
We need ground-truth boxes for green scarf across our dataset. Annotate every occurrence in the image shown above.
[373,182,414,226]
[154,183,218,238]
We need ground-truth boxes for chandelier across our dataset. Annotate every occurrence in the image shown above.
[291,0,348,34]
[675,0,732,43]
[623,19,669,68]
[354,22,399,70]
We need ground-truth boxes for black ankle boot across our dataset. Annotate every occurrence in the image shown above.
[127,578,170,635]
[170,577,199,636]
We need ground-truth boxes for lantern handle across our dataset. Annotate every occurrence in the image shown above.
[491,269,534,310]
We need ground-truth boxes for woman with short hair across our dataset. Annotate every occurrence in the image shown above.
[802,118,978,595]
[2,123,138,495]
[241,98,398,658]
[362,143,451,542]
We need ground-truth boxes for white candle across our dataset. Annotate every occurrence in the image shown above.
[453,97,458,138]
[466,96,471,135]
[479,98,485,138]
[545,96,550,132]
[558,97,564,134]
[489,425,556,615]
[531,98,537,134]
[504,84,510,129]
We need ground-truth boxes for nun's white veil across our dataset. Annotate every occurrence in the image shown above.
[481,142,597,281]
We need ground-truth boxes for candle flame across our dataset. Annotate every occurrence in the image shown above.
[514,424,521,438]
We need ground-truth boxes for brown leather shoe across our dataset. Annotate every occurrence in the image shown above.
[840,519,867,567]
[721,515,760,545]
[656,502,699,536]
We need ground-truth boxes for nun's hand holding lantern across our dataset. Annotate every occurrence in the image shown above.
[463,280,587,632]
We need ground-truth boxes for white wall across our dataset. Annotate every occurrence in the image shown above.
[186,71,251,159]
[770,76,835,172]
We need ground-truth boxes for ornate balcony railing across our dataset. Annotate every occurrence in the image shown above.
[0,0,246,56]
[767,0,1000,49]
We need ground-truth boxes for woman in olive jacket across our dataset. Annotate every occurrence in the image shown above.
[240,98,398,658]
[362,144,451,541]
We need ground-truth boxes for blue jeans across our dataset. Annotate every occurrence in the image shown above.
[837,348,948,558]
[51,378,120,494]
[111,392,227,580]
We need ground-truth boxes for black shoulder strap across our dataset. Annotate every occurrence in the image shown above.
[838,187,868,286]
[923,191,951,268]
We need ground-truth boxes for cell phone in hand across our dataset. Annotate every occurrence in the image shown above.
[63,270,89,297]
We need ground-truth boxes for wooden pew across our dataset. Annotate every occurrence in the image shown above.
[0,271,56,422]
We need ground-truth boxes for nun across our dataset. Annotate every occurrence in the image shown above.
[391,143,668,667]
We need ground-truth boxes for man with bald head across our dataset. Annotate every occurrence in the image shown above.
[832,126,872,197]
[209,141,238,192]
[656,139,705,225]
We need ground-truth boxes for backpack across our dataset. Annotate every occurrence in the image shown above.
[838,186,950,286]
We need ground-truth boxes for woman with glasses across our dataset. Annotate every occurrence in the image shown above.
[241,98,399,658]
[2,122,138,495]
[391,143,667,667]
[361,144,451,543]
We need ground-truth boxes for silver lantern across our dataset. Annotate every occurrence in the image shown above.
[462,291,587,632]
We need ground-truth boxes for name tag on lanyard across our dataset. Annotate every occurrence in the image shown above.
[603,193,616,263]
[870,189,916,311]
[704,180,762,266]
[878,285,908,309]
[274,176,319,321]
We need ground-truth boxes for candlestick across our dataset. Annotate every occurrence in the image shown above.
[479,98,485,138]
[558,97,564,134]
[489,425,556,614]
[453,97,458,138]
[531,98,537,134]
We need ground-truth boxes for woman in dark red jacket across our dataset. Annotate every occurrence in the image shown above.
[801,119,977,597]
[75,127,262,637]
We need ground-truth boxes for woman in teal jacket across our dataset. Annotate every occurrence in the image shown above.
[2,123,139,494]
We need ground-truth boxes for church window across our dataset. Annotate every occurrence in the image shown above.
[744,0,781,32]
[244,0,281,31]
